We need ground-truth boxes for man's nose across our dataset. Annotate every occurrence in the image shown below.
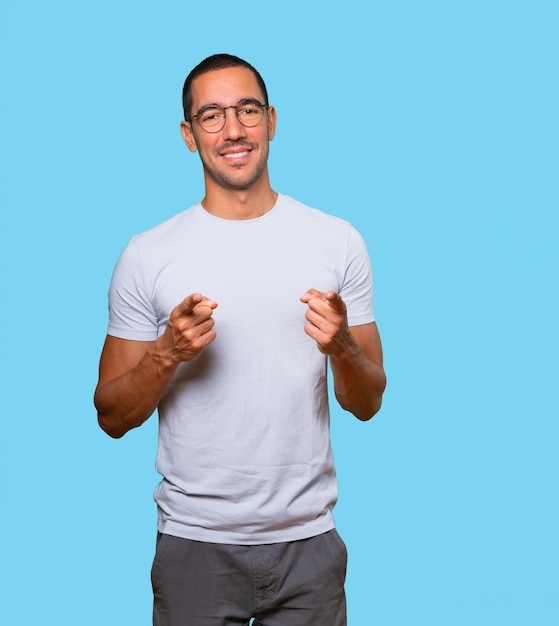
[222,107,247,139]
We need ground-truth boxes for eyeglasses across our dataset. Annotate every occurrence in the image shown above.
[187,99,268,133]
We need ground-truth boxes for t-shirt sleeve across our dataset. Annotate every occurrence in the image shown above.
[107,238,160,341]
[340,226,375,327]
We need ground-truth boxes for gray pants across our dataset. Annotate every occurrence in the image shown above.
[151,529,348,626]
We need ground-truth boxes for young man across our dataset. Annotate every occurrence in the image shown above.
[95,53,386,626]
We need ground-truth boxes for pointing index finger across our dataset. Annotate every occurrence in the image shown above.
[172,293,217,319]
[300,288,321,304]
[300,289,345,312]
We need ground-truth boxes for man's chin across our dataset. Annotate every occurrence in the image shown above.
[205,166,266,191]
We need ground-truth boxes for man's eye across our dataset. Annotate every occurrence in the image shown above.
[200,109,223,123]
[238,106,262,121]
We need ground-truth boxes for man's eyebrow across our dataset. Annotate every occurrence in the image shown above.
[197,102,222,113]
[237,97,264,105]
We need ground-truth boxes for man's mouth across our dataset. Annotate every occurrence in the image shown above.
[218,142,256,160]
[222,150,250,160]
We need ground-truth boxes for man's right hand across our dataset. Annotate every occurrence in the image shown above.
[159,293,218,365]
[95,293,217,438]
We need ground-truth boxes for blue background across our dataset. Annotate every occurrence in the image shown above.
[1,1,557,624]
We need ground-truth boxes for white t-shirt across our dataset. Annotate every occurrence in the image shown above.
[108,194,375,544]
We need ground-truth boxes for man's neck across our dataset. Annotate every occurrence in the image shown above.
[201,179,278,220]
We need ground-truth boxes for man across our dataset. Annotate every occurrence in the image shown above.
[95,53,386,626]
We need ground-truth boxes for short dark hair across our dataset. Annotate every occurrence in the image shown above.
[182,53,269,121]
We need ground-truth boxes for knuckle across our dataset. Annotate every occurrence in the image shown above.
[182,327,197,343]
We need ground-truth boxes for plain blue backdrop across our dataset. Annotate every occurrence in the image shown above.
[1,1,557,624]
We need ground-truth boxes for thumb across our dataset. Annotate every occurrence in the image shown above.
[325,291,346,313]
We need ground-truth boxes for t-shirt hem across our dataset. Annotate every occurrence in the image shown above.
[158,516,336,546]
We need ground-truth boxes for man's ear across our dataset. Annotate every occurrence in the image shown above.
[267,106,277,141]
[180,121,198,153]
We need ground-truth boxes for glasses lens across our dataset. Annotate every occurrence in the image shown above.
[198,107,225,132]
[236,103,264,127]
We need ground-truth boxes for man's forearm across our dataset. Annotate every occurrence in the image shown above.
[95,346,178,438]
[330,343,386,421]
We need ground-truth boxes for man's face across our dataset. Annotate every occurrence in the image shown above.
[181,66,276,192]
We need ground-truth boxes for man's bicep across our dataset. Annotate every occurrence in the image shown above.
[349,322,383,366]
[97,335,155,387]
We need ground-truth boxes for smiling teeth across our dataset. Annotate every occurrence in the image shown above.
[225,151,249,159]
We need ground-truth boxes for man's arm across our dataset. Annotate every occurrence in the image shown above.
[300,289,386,421]
[94,293,217,438]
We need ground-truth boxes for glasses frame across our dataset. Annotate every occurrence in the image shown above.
[187,99,268,134]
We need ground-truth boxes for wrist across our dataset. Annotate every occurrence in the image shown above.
[147,339,182,374]
[329,333,360,363]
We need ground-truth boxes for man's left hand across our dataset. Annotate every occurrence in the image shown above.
[300,289,355,356]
